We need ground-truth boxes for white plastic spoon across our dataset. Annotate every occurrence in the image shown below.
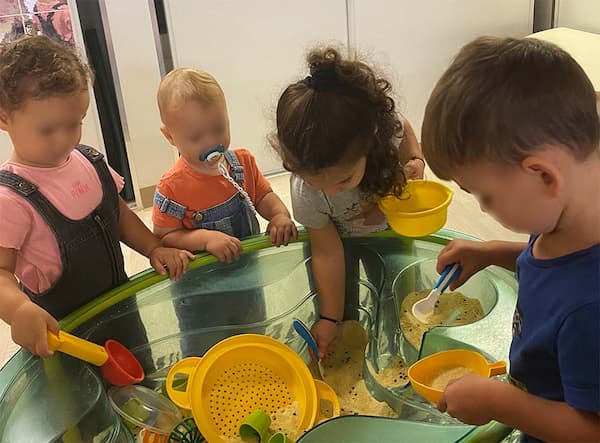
[412,263,462,323]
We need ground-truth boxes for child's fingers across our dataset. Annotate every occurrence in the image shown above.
[291,224,298,240]
[276,228,285,246]
[436,244,459,273]
[47,316,60,335]
[150,257,168,275]
[170,258,183,280]
[316,338,327,360]
[269,227,278,245]
[221,247,232,263]
[182,250,195,260]
[437,394,448,412]
[36,328,54,358]
[282,228,291,246]
[229,242,241,261]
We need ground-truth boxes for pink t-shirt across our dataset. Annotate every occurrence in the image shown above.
[32,1,74,45]
[0,150,124,294]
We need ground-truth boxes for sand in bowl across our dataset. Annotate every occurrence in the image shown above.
[428,367,474,391]
[220,401,303,442]
[400,290,484,350]
[322,321,398,418]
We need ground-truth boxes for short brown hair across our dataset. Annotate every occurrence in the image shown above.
[0,35,92,112]
[157,68,224,121]
[422,36,599,180]
[271,46,406,198]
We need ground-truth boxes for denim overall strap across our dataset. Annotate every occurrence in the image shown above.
[224,150,244,183]
[0,145,128,319]
[154,190,187,219]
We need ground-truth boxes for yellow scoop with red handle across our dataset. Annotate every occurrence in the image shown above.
[47,330,144,386]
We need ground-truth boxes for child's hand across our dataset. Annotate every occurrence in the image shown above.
[11,301,59,358]
[437,374,498,425]
[311,319,340,360]
[150,247,195,280]
[437,240,491,290]
[404,157,425,180]
[267,214,298,247]
[205,231,243,263]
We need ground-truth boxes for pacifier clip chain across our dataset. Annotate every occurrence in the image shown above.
[217,162,257,215]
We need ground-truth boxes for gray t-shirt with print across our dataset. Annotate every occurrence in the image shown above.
[290,175,388,236]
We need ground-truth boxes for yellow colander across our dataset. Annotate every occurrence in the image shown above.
[166,334,340,442]
[378,180,453,237]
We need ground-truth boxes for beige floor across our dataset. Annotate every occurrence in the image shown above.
[0,170,526,368]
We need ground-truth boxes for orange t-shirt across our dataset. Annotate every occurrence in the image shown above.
[152,148,272,229]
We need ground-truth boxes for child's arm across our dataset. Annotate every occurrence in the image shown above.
[256,191,298,246]
[0,247,59,357]
[400,118,425,180]
[307,222,345,359]
[437,239,527,290]
[155,225,242,264]
[118,198,194,279]
[439,375,599,442]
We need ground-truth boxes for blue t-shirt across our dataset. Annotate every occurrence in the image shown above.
[510,237,600,443]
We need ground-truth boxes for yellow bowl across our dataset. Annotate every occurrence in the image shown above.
[378,180,453,237]
[408,349,507,404]
[165,334,340,442]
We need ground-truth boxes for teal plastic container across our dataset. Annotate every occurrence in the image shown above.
[0,230,519,442]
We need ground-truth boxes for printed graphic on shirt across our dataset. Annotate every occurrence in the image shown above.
[70,180,91,199]
[512,305,522,337]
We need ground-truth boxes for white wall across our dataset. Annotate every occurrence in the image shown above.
[555,0,600,33]
[351,0,534,136]
[0,133,12,164]
[102,0,176,205]
[165,0,349,174]
[164,0,533,175]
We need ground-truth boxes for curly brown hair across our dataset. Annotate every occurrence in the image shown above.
[271,47,406,198]
[0,35,92,112]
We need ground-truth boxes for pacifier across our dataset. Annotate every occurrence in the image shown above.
[199,144,225,162]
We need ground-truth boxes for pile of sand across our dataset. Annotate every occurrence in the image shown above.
[322,321,398,418]
[400,290,484,349]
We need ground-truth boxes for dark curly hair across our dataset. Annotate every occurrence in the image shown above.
[271,47,406,198]
[0,35,92,112]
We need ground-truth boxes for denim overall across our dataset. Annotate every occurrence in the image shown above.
[154,150,260,239]
[0,145,128,319]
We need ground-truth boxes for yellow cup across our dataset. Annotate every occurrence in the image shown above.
[408,349,506,404]
[378,180,453,237]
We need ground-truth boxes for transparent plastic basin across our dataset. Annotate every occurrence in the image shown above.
[0,354,133,443]
[0,230,518,443]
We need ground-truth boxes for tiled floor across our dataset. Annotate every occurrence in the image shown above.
[0,170,526,368]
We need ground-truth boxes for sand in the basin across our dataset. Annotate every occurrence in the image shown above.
[271,401,303,441]
[428,366,474,390]
[322,321,397,418]
[400,290,484,349]
[368,356,410,389]
[220,402,302,442]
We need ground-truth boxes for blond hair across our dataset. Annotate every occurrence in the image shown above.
[157,68,224,120]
